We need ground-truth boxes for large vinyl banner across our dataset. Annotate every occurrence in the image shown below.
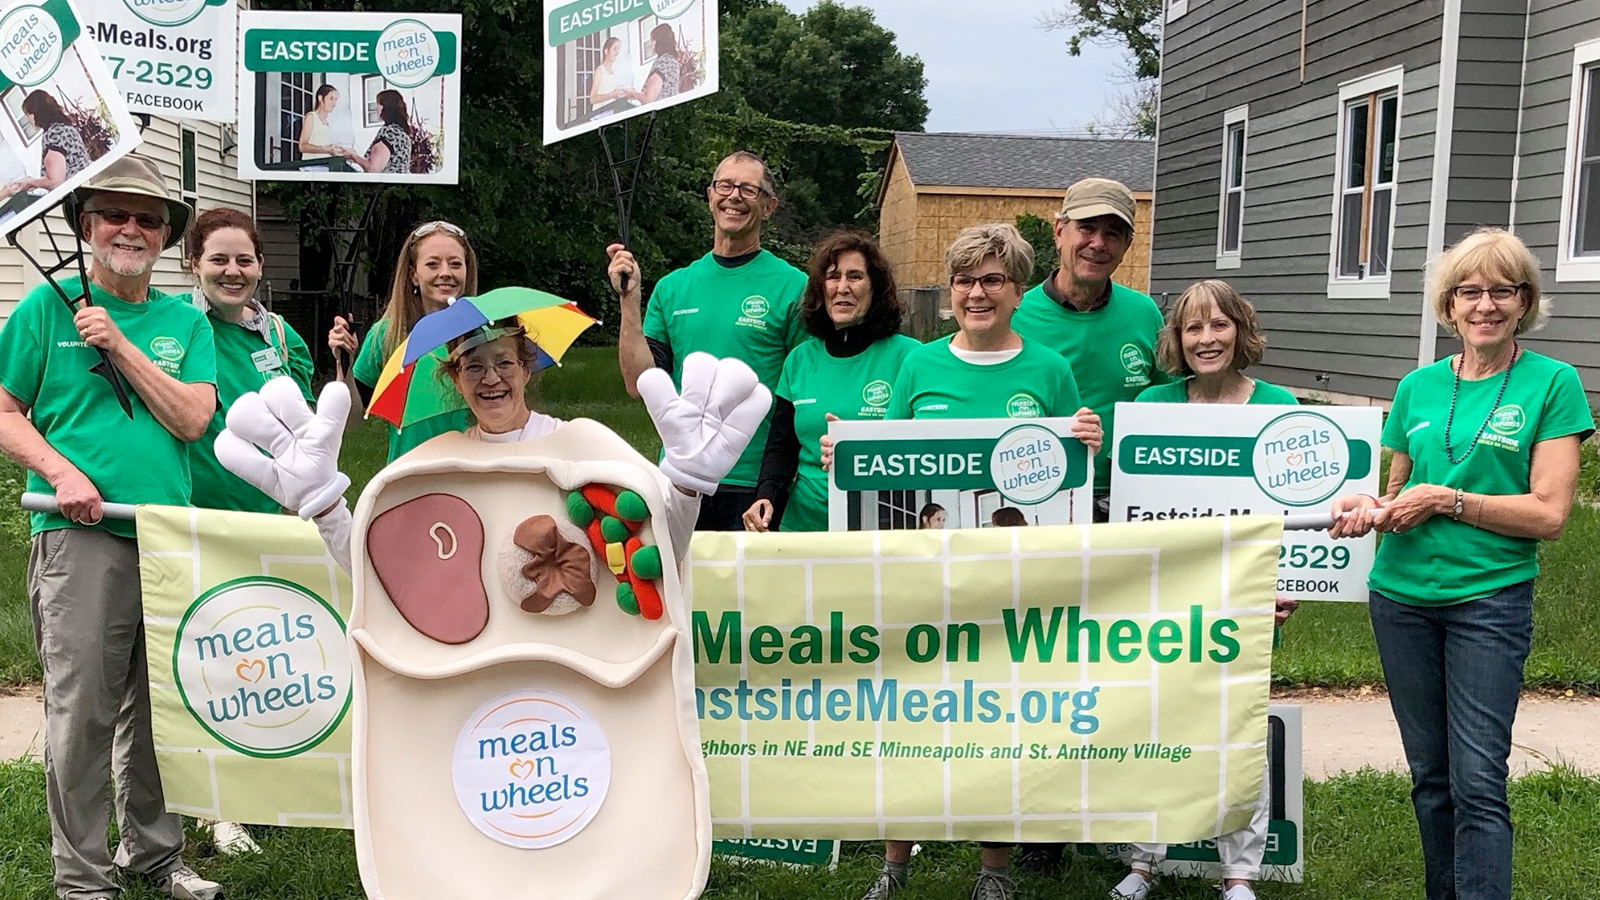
[141,509,1279,844]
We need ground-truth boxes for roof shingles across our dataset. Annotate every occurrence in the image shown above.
[893,131,1154,193]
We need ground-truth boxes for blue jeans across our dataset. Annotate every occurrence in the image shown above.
[1368,582,1533,900]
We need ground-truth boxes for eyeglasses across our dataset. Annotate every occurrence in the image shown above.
[709,180,770,201]
[460,359,523,382]
[950,273,1013,293]
[87,208,166,231]
[411,220,466,239]
[1451,283,1527,303]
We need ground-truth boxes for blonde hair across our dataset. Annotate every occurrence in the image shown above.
[1155,280,1267,377]
[944,223,1034,286]
[1427,227,1547,335]
[379,225,481,358]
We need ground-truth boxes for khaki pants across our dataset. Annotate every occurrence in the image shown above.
[29,528,184,900]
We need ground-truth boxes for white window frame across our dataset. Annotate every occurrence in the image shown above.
[1166,0,1189,23]
[1327,66,1403,300]
[1556,38,1600,282]
[180,126,198,206]
[1216,104,1248,269]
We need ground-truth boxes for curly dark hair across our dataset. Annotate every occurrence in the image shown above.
[800,229,903,342]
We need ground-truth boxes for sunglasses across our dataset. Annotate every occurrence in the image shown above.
[411,220,467,239]
[87,208,166,231]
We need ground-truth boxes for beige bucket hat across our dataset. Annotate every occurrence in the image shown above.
[64,154,193,249]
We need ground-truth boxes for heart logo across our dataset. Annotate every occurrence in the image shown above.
[235,659,266,683]
[509,758,537,780]
[1285,452,1303,466]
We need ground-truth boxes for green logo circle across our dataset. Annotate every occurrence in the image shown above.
[1119,343,1148,375]
[122,0,208,27]
[649,0,696,19]
[374,19,442,90]
[150,337,183,361]
[172,576,351,759]
[1489,404,1525,436]
[1006,393,1043,419]
[990,423,1069,505]
[1251,411,1352,507]
[741,295,770,319]
[0,6,64,87]
[862,380,891,407]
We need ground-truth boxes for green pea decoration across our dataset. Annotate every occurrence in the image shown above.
[616,582,640,616]
[565,492,596,526]
[630,545,663,580]
[600,515,630,543]
[615,489,649,522]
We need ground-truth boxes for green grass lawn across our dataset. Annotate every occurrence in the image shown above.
[2,760,1598,900]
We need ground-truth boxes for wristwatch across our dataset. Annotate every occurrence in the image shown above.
[1451,488,1464,521]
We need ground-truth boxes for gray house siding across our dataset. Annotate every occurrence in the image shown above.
[1151,0,1447,402]
[1513,0,1600,398]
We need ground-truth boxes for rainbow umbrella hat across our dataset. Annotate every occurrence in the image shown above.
[367,286,598,428]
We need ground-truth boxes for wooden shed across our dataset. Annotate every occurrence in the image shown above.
[878,132,1155,294]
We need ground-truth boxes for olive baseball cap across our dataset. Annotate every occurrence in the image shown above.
[1058,177,1136,229]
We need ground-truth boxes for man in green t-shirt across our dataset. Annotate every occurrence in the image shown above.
[607,151,807,530]
[1012,177,1166,526]
[0,157,225,900]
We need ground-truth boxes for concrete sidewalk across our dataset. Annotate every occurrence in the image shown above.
[4,685,1598,777]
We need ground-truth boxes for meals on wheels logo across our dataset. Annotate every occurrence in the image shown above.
[649,0,696,17]
[1489,404,1525,436]
[150,336,183,361]
[452,690,612,850]
[0,5,64,87]
[1006,393,1043,419]
[122,0,215,28]
[990,423,1068,505]
[740,295,770,319]
[862,379,892,408]
[1119,343,1148,375]
[1250,411,1351,507]
[374,18,440,89]
[173,577,351,758]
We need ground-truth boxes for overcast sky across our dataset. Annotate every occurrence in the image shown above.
[775,0,1130,135]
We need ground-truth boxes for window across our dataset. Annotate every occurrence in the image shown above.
[180,127,198,205]
[0,86,39,145]
[1166,0,1189,22]
[1558,39,1600,281]
[1328,68,1402,298]
[274,71,318,164]
[571,31,603,120]
[361,74,385,128]
[1217,105,1247,268]
[876,490,926,531]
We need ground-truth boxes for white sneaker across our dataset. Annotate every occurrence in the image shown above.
[156,865,224,900]
[1221,885,1256,900]
[209,821,260,855]
[1109,871,1154,900]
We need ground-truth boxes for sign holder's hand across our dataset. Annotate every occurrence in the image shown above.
[820,413,840,472]
[215,377,351,519]
[637,352,772,496]
[743,499,773,532]
[1071,407,1103,456]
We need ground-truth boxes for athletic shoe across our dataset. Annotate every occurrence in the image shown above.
[1221,885,1256,900]
[860,868,904,900]
[155,865,224,900]
[1014,842,1064,875]
[209,821,260,856]
[1109,871,1155,900]
[970,871,1015,900]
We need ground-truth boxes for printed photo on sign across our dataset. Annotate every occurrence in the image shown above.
[238,10,461,183]
[1110,403,1382,601]
[542,0,719,145]
[827,418,1093,531]
[81,0,235,122]
[0,0,140,237]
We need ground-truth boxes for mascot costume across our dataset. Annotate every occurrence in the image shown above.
[215,350,768,900]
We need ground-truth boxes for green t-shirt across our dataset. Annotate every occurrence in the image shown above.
[887,337,1081,420]
[1369,350,1594,606]
[643,250,807,487]
[0,278,217,538]
[1135,377,1299,405]
[353,317,470,464]
[775,334,922,532]
[1013,278,1166,491]
[190,309,315,513]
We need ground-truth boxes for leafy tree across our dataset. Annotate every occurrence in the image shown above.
[1038,0,1162,138]
[1015,213,1057,286]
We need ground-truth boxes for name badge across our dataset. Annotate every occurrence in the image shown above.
[251,346,284,373]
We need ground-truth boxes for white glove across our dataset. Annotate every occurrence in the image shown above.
[215,377,351,520]
[638,352,772,496]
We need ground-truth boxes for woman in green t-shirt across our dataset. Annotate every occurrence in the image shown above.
[1112,280,1296,900]
[327,220,479,463]
[742,230,920,533]
[854,224,1101,900]
[1329,228,1592,900]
